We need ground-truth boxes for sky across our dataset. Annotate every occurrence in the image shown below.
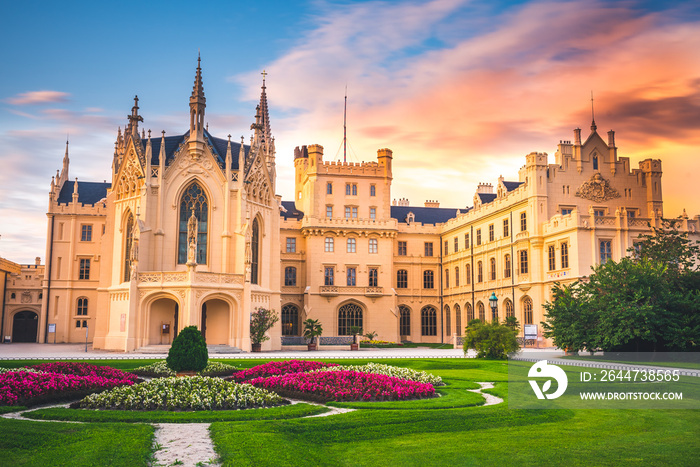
[1,0,699,264]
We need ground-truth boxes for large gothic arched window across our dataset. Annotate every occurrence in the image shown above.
[281,304,299,336]
[178,182,208,264]
[123,212,134,282]
[338,303,363,335]
[251,218,260,285]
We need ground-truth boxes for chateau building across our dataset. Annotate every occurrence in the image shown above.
[2,61,698,349]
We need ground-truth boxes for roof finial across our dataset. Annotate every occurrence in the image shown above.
[190,53,206,136]
[261,69,267,88]
[590,91,597,132]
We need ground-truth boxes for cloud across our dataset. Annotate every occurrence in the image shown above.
[6,90,70,105]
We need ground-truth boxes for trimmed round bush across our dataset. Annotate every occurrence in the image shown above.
[166,326,209,373]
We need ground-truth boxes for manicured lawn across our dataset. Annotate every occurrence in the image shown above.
[0,418,153,467]
[1,357,698,466]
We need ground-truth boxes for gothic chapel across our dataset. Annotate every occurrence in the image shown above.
[43,58,282,352]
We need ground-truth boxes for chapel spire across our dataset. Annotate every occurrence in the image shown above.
[127,96,143,138]
[189,53,206,138]
[251,70,272,153]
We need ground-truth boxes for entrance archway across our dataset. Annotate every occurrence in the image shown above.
[149,297,179,345]
[12,310,38,343]
[201,298,230,345]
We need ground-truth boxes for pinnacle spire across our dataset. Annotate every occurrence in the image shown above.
[257,70,271,150]
[590,91,597,132]
[189,54,206,136]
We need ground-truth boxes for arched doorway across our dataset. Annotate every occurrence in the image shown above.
[149,297,179,345]
[12,310,38,343]
[201,298,230,345]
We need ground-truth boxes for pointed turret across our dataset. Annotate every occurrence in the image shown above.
[189,54,206,138]
[145,129,152,180]
[127,96,143,138]
[258,71,272,151]
[58,139,70,187]
[159,130,166,175]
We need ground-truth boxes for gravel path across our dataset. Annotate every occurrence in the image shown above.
[468,382,503,406]
[152,423,220,467]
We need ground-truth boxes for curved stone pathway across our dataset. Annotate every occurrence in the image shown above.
[468,382,503,406]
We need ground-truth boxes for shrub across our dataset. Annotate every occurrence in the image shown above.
[248,370,435,402]
[228,360,337,382]
[464,321,520,359]
[75,376,287,411]
[166,326,208,372]
[250,308,280,344]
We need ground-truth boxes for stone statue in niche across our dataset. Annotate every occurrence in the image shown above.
[575,173,621,203]
[187,208,198,265]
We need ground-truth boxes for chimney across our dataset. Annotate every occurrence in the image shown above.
[574,128,582,145]
[424,200,440,208]
[607,130,616,148]
[35,257,41,266]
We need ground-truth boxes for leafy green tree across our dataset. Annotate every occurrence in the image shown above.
[502,316,521,333]
[464,321,520,359]
[302,319,323,345]
[250,308,279,345]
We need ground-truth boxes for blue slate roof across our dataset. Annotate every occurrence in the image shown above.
[502,181,523,191]
[56,181,111,205]
[477,193,497,204]
[280,201,304,220]
[143,130,248,170]
[391,206,468,225]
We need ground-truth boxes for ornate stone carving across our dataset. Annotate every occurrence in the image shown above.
[575,173,620,202]
[21,291,32,303]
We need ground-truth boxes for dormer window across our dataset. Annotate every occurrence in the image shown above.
[406,212,415,224]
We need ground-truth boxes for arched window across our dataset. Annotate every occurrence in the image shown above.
[421,306,437,336]
[281,304,299,336]
[338,303,363,335]
[455,267,460,287]
[504,254,511,278]
[178,182,208,264]
[593,154,598,170]
[284,266,296,286]
[454,304,462,336]
[489,257,496,280]
[444,305,451,336]
[477,301,485,321]
[399,305,411,336]
[396,269,408,288]
[123,212,134,282]
[477,261,483,283]
[423,270,434,289]
[523,297,533,324]
[466,303,474,322]
[77,297,88,316]
[505,299,514,318]
[466,264,471,284]
[251,218,260,284]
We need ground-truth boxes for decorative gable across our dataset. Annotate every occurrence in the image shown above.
[245,151,272,205]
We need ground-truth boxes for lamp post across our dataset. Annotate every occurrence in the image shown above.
[489,292,498,323]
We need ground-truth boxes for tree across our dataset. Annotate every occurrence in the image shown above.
[543,217,700,352]
[250,308,279,345]
[502,316,521,333]
[166,325,209,372]
[463,321,520,359]
[302,319,323,345]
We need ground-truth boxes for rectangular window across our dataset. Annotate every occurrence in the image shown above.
[370,185,376,196]
[397,270,408,288]
[594,209,605,217]
[561,242,569,269]
[445,269,450,288]
[520,212,527,231]
[465,233,470,248]
[352,184,357,196]
[347,267,356,286]
[466,264,471,284]
[79,258,90,280]
[326,206,333,218]
[368,267,378,287]
[627,210,636,218]
[455,267,460,287]
[81,225,92,242]
[600,240,612,264]
[369,238,378,254]
[504,254,511,278]
[77,298,88,316]
[424,242,433,257]
[477,262,483,283]
[345,184,351,195]
[286,238,296,253]
[345,206,351,219]
[370,207,376,220]
[324,266,334,286]
[548,245,556,271]
[423,270,434,289]
[488,224,494,242]
[352,206,358,218]
[503,219,509,237]
[398,241,407,256]
[454,237,459,252]
[326,182,333,195]
[519,250,529,274]
[284,267,297,286]
[324,237,334,252]
[444,241,449,256]
[347,238,356,253]
[561,208,573,215]
[490,258,496,281]
[476,229,482,245]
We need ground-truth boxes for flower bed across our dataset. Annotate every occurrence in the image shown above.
[316,362,444,386]
[74,376,287,411]
[29,362,138,382]
[0,370,135,406]
[132,360,237,378]
[228,360,338,382]
[248,370,436,402]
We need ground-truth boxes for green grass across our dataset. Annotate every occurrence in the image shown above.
[0,418,153,467]
[23,403,327,423]
[0,405,27,414]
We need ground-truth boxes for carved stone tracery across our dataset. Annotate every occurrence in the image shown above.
[575,173,620,202]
